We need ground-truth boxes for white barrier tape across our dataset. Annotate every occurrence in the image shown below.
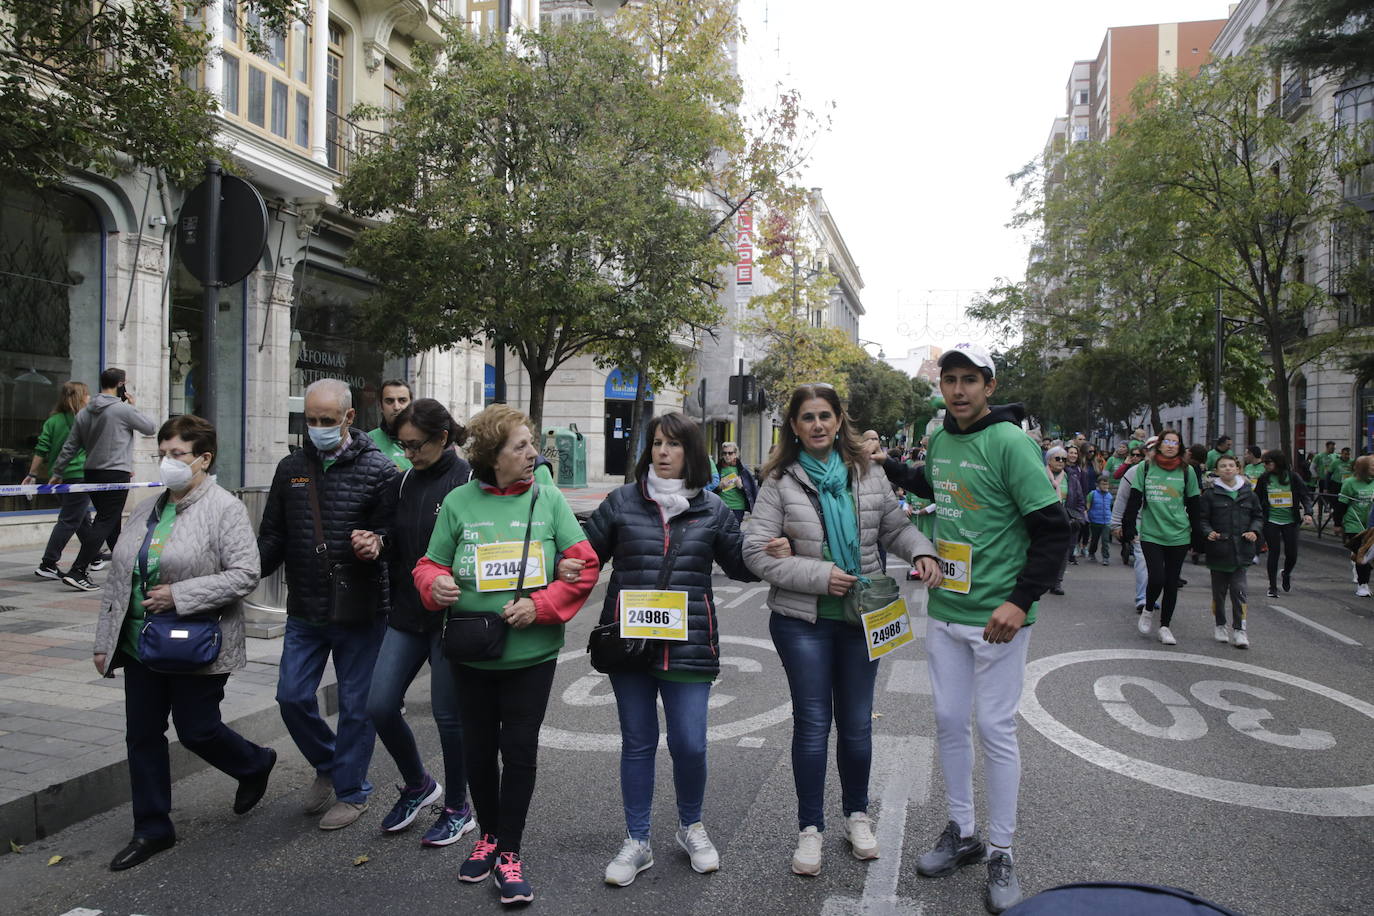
[0,481,165,497]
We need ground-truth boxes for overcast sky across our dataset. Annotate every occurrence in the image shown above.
[736,0,1235,361]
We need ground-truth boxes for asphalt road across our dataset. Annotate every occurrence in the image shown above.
[6,541,1373,916]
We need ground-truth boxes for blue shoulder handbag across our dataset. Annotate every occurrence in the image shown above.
[134,494,223,673]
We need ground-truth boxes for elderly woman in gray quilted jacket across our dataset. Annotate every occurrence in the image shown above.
[92,415,275,872]
[744,384,942,878]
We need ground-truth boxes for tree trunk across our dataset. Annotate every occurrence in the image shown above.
[524,365,552,436]
[1269,339,1293,465]
[626,358,649,483]
[1149,403,1163,434]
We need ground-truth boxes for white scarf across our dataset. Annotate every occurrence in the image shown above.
[646,468,699,522]
[1214,476,1245,492]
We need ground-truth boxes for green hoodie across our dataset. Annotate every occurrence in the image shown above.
[36,412,85,479]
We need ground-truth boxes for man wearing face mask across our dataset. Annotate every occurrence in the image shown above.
[258,378,398,831]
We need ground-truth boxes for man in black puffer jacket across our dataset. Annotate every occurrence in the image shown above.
[258,378,396,831]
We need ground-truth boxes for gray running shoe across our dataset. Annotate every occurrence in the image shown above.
[984,851,1022,913]
[916,820,985,878]
[604,837,653,886]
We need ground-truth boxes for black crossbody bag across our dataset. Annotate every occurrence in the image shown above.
[442,482,540,663]
[136,493,223,673]
[587,519,686,674]
[307,468,383,627]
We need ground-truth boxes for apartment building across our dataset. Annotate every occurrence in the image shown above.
[1155,0,1374,458]
[0,1,541,541]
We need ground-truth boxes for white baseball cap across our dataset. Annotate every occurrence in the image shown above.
[937,342,996,377]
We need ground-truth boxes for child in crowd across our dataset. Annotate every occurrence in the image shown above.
[1085,475,1114,566]
[1197,455,1264,648]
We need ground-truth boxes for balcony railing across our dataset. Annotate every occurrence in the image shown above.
[431,0,460,18]
[1281,72,1312,119]
[325,110,387,176]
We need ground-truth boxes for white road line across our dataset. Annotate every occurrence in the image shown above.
[58,910,103,916]
[1268,604,1362,646]
[821,735,934,916]
[737,736,766,748]
[725,585,770,608]
[884,658,931,695]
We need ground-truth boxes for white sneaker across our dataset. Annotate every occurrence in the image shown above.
[1137,610,1154,636]
[842,812,879,860]
[605,837,653,886]
[1354,563,1360,584]
[1232,629,1250,649]
[676,822,720,874]
[1357,584,1371,598]
[792,826,823,876]
[1213,625,1229,643]
[1157,626,1177,646]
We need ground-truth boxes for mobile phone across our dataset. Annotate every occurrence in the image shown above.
[117,384,128,401]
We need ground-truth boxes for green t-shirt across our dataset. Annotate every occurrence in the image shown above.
[1129,438,1144,450]
[1338,477,1374,535]
[1243,462,1265,486]
[1264,473,1297,525]
[39,412,86,479]
[1135,462,1200,547]
[425,480,587,670]
[718,465,748,510]
[1105,455,1125,478]
[119,501,178,660]
[926,421,1059,627]
[1313,452,1339,481]
[368,427,412,470]
[1205,449,1234,471]
[1334,459,1355,484]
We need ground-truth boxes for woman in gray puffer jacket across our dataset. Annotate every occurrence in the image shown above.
[92,416,276,873]
[743,384,941,878]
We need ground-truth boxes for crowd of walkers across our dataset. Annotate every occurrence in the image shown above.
[1032,426,1374,648]
[22,357,1373,913]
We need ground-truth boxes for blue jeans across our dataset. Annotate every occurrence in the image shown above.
[276,616,385,804]
[768,612,880,831]
[366,625,466,807]
[609,671,711,840]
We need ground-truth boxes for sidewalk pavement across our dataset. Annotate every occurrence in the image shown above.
[0,483,615,851]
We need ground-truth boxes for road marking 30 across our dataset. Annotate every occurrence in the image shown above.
[1021,650,1374,816]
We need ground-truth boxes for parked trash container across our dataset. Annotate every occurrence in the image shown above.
[234,486,287,625]
[543,424,587,489]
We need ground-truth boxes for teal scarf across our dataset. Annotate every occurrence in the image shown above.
[798,449,864,578]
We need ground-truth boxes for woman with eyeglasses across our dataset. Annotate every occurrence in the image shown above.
[743,384,941,877]
[1120,430,1201,645]
[1044,447,1084,594]
[92,415,275,871]
[1254,450,1314,598]
[365,399,479,845]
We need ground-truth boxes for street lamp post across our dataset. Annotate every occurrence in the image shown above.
[1209,286,1264,446]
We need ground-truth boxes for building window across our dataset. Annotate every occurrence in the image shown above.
[1076,89,1088,105]
[0,188,104,512]
[222,2,313,150]
[470,0,500,33]
[326,22,344,170]
[1073,125,1089,142]
[384,59,404,132]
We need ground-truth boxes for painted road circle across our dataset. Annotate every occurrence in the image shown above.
[1020,649,1374,817]
[539,634,793,752]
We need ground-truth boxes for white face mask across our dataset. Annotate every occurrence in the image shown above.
[160,455,199,492]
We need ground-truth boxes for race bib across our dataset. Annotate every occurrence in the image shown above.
[619,590,689,641]
[936,539,972,594]
[474,541,547,592]
[1270,490,1293,508]
[863,597,915,661]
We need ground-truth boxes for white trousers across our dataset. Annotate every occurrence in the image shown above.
[925,618,1031,847]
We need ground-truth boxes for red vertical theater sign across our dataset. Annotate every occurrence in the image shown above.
[736,202,754,289]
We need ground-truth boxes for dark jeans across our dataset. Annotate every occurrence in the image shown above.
[454,659,557,855]
[609,671,711,840]
[40,488,96,568]
[366,625,466,807]
[276,616,385,804]
[1345,533,1372,586]
[769,612,879,831]
[1087,522,1111,561]
[1264,522,1300,586]
[1210,569,1248,628]
[70,468,129,576]
[122,653,273,840]
[1142,541,1189,626]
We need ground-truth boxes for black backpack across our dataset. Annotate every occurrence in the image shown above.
[1006,882,1244,914]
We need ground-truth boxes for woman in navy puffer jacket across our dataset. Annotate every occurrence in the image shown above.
[580,412,760,887]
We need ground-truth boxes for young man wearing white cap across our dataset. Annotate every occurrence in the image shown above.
[874,343,1070,913]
